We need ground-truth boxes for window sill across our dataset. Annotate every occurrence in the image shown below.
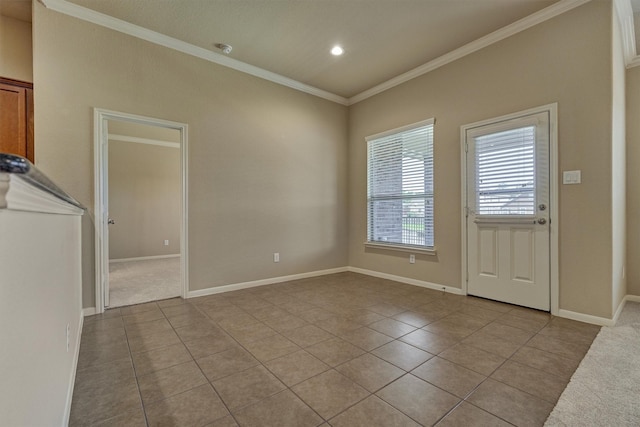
[364,241,437,256]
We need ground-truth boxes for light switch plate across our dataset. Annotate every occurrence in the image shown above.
[563,170,581,184]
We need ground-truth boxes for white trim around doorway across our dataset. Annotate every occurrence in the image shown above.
[93,108,189,314]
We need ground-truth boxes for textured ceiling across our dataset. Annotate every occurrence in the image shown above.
[61,0,562,98]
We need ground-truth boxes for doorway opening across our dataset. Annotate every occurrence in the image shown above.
[94,109,188,312]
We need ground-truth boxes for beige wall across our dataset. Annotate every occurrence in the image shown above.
[627,66,640,297]
[0,15,32,82]
[33,3,349,308]
[108,138,181,260]
[348,0,615,318]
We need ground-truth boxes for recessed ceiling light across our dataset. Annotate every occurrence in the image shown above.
[331,45,344,56]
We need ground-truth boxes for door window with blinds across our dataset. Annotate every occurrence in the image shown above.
[475,126,536,216]
[366,119,434,249]
[467,113,548,220]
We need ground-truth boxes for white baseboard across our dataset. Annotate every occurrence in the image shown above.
[86,263,640,325]
[63,309,84,427]
[347,266,464,295]
[557,309,615,327]
[177,265,464,299]
[109,254,180,263]
[612,296,627,325]
[562,294,640,327]
[186,267,349,298]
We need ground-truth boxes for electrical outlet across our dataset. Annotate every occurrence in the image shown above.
[163,240,169,246]
[409,254,415,264]
[274,252,280,263]
[66,323,70,352]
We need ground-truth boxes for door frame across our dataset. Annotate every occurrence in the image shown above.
[460,103,559,315]
[93,108,189,313]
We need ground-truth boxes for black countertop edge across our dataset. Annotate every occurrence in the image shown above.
[0,153,85,210]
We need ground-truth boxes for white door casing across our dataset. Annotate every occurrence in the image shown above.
[462,105,558,312]
[100,118,110,307]
[94,109,189,313]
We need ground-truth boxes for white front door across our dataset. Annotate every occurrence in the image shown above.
[465,110,550,311]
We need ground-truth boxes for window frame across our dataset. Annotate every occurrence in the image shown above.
[365,118,436,255]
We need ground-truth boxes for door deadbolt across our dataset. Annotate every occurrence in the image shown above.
[538,204,547,211]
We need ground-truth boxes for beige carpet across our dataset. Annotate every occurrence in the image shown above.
[545,301,640,426]
[108,257,181,308]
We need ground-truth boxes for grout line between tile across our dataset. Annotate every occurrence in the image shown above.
[122,302,162,427]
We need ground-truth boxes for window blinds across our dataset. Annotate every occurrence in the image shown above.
[475,126,535,216]
[367,120,434,248]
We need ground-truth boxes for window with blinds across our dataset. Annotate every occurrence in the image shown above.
[367,119,434,248]
[475,126,535,216]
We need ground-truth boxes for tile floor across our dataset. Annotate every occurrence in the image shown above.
[71,272,600,426]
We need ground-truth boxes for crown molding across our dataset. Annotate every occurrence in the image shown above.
[615,0,636,62]
[614,0,640,68]
[348,0,591,104]
[41,0,593,106]
[38,0,349,106]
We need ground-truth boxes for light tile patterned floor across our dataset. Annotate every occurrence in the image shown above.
[71,272,600,426]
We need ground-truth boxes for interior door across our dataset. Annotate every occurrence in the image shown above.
[465,111,550,311]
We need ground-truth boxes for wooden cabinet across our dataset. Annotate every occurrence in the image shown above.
[0,77,34,162]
